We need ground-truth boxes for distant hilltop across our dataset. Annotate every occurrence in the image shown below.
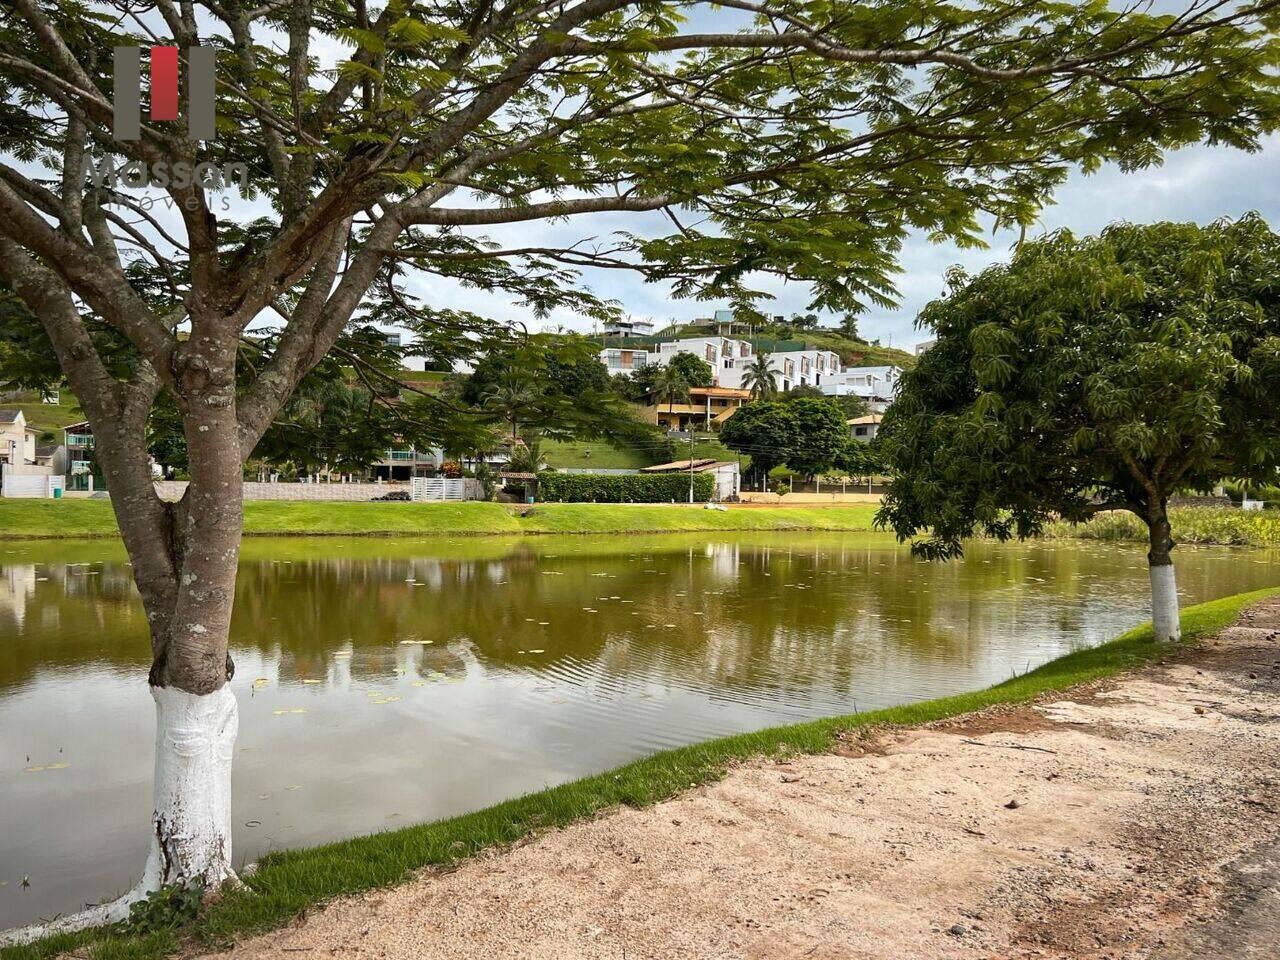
[597,323,917,370]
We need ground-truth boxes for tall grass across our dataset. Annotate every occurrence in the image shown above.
[1045,506,1280,548]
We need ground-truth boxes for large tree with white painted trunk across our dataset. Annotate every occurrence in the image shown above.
[877,215,1280,643]
[2,0,1279,941]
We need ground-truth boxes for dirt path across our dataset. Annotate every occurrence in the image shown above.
[213,600,1280,960]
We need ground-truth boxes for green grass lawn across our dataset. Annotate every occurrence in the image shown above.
[540,431,748,472]
[9,500,1280,547]
[520,503,878,533]
[243,501,524,535]
[541,437,660,470]
[0,499,120,537]
[0,500,881,539]
[7,585,1274,960]
[0,395,86,437]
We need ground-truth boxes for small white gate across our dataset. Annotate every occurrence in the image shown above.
[410,477,465,502]
[1,473,63,498]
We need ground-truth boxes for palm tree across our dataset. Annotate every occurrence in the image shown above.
[650,363,691,428]
[742,352,778,399]
[507,432,550,475]
[482,373,538,440]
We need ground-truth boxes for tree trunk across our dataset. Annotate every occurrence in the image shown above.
[1147,496,1181,642]
[140,684,238,890]
[140,340,245,886]
[0,392,244,944]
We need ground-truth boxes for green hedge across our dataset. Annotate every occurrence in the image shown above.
[538,472,715,503]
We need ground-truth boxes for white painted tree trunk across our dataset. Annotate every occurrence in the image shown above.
[0,686,238,947]
[1150,562,1182,643]
[141,684,239,888]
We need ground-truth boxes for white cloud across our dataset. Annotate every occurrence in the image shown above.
[399,136,1279,353]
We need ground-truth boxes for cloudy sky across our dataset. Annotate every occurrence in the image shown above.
[414,134,1279,355]
[54,4,1279,358]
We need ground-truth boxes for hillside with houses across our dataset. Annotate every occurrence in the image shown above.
[1,310,912,502]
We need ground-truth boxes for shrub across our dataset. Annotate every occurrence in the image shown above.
[538,472,715,503]
[1045,506,1280,547]
[1222,480,1280,505]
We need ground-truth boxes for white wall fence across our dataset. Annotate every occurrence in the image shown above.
[1,470,63,499]
[148,479,483,503]
[410,477,467,502]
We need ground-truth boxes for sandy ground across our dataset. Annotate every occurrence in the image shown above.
[213,599,1280,960]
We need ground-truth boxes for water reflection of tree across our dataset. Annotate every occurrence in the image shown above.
[0,562,151,690]
[4,536,1272,697]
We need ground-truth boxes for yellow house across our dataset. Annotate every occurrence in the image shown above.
[649,386,751,431]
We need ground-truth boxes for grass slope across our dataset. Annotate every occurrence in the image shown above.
[7,586,1275,960]
[1047,506,1280,549]
[540,438,659,470]
[0,396,86,436]
[0,501,880,539]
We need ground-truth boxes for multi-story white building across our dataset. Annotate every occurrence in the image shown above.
[655,336,756,386]
[602,336,843,391]
[819,365,901,413]
[601,318,656,337]
[600,346,652,375]
[767,349,842,391]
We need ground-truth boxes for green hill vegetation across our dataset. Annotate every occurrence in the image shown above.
[0,391,86,438]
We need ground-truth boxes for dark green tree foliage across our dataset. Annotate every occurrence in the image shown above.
[837,438,883,477]
[623,351,716,399]
[5,0,1280,915]
[831,394,870,418]
[784,383,826,399]
[778,395,849,477]
[539,471,714,503]
[666,352,715,388]
[255,379,401,475]
[719,394,847,481]
[878,215,1280,638]
[741,352,778,398]
[720,400,799,484]
[836,314,861,341]
[146,394,187,476]
[461,332,666,452]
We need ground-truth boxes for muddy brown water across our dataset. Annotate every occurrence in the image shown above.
[1,532,1277,930]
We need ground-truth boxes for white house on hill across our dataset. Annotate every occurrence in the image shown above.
[602,336,842,392]
[820,365,901,413]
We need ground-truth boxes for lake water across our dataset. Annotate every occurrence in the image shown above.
[1,533,1277,929]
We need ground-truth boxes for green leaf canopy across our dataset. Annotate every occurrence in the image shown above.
[878,213,1280,560]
